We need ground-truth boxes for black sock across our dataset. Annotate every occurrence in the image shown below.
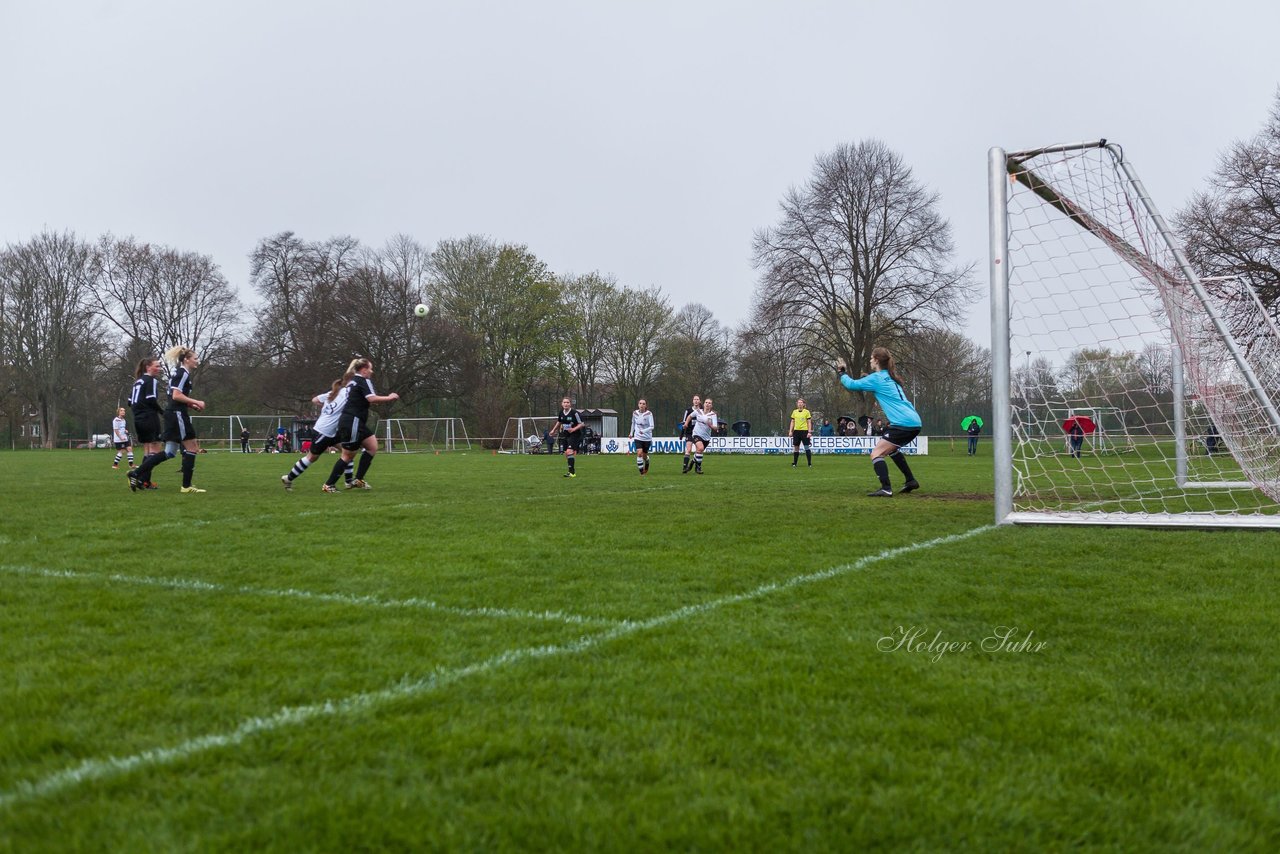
[180,450,196,488]
[135,451,167,481]
[355,451,374,481]
[873,459,891,489]
[792,451,798,465]
[890,451,914,481]
[805,448,812,465]
[326,459,347,486]
[568,455,576,474]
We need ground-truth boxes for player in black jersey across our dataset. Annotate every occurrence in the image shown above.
[125,357,165,487]
[679,394,701,473]
[547,397,584,478]
[129,347,206,494]
[321,358,400,493]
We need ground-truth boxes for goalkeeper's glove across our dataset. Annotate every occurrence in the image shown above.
[835,360,847,376]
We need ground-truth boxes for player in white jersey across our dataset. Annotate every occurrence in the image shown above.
[629,399,655,475]
[110,407,134,469]
[281,380,350,490]
[685,397,718,475]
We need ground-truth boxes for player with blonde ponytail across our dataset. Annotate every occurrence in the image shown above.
[320,357,400,493]
[128,346,207,494]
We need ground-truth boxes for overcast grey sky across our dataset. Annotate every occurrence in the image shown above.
[4,1,1278,347]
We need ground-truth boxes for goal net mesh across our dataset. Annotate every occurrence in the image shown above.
[1002,142,1280,523]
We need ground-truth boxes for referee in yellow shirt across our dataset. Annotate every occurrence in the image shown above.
[789,397,814,468]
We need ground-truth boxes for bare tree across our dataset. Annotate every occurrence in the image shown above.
[658,303,732,402]
[0,231,107,446]
[752,139,974,375]
[602,285,672,406]
[1176,90,1280,314]
[93,234,244,375]
[560,271,618,404]
[730,310,815,432]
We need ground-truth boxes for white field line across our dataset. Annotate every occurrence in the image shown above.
[149,483,683,528]
[0,565,619,628]
[0,525,994,809]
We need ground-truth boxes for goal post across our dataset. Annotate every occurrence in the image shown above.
[499,416,559,453]
[382,417,471,452]
[989,141,1280,527]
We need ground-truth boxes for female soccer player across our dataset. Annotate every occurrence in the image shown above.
[548,396,585,478]
[321,358,399,493]
[281,378,349,490]
[789,397,813,468]
[680,394,701,473]
[110,407,134,470]
[128,357,165,489]
[129,347,206,493]
[686,397,718,474]
[836,348,922,497]
[629,398,655,475]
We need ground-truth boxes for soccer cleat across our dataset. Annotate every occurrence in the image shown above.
[901,479,920,493]
[321,484,340,493]
[791,463,796,468]
[867,487,893,497]
[281,474,292,491]
[563,472,576,478]
[112,464,119,470]
[180,486,206,494]
[351,479,371,490]
[144,482,158,490]
[127,472,140,492]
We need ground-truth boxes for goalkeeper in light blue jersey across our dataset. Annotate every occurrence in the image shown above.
[837,347,922,497]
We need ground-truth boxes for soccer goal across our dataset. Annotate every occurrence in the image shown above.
[191,415,289,451]
[382,417,471,452]
[499,416,559,454]
[989,140,1280,527]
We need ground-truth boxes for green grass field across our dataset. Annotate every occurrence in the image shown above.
[1,447,1278,851]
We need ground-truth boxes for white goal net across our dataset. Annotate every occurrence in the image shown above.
[382,418,471,452]
[499,416,559,453]
[990,140,1280,527]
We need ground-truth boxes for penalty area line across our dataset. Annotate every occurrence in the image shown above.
[0,524,994,810]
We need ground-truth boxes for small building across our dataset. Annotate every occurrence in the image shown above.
[579,408,618,439]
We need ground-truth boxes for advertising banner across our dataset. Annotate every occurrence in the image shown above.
[597,436,928,455]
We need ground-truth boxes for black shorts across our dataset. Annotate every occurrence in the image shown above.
[791,430,811,446]
[310,433,340,455]
[134,412,162,444]
[633,439,651,452]
[559,432,583,452]
[113,440,131,450]
[337,415,374,451]
[882,426,921,448]
[690,434,709,448]
[161,410,196,442]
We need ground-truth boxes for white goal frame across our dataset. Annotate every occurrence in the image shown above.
[989,141,1280,528]
[382,417,471,452]
[499,416,559,454]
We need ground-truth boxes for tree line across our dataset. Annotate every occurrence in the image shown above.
[7,101,1275,448]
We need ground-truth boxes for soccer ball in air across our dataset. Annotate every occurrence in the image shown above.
[414,303,429,317]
